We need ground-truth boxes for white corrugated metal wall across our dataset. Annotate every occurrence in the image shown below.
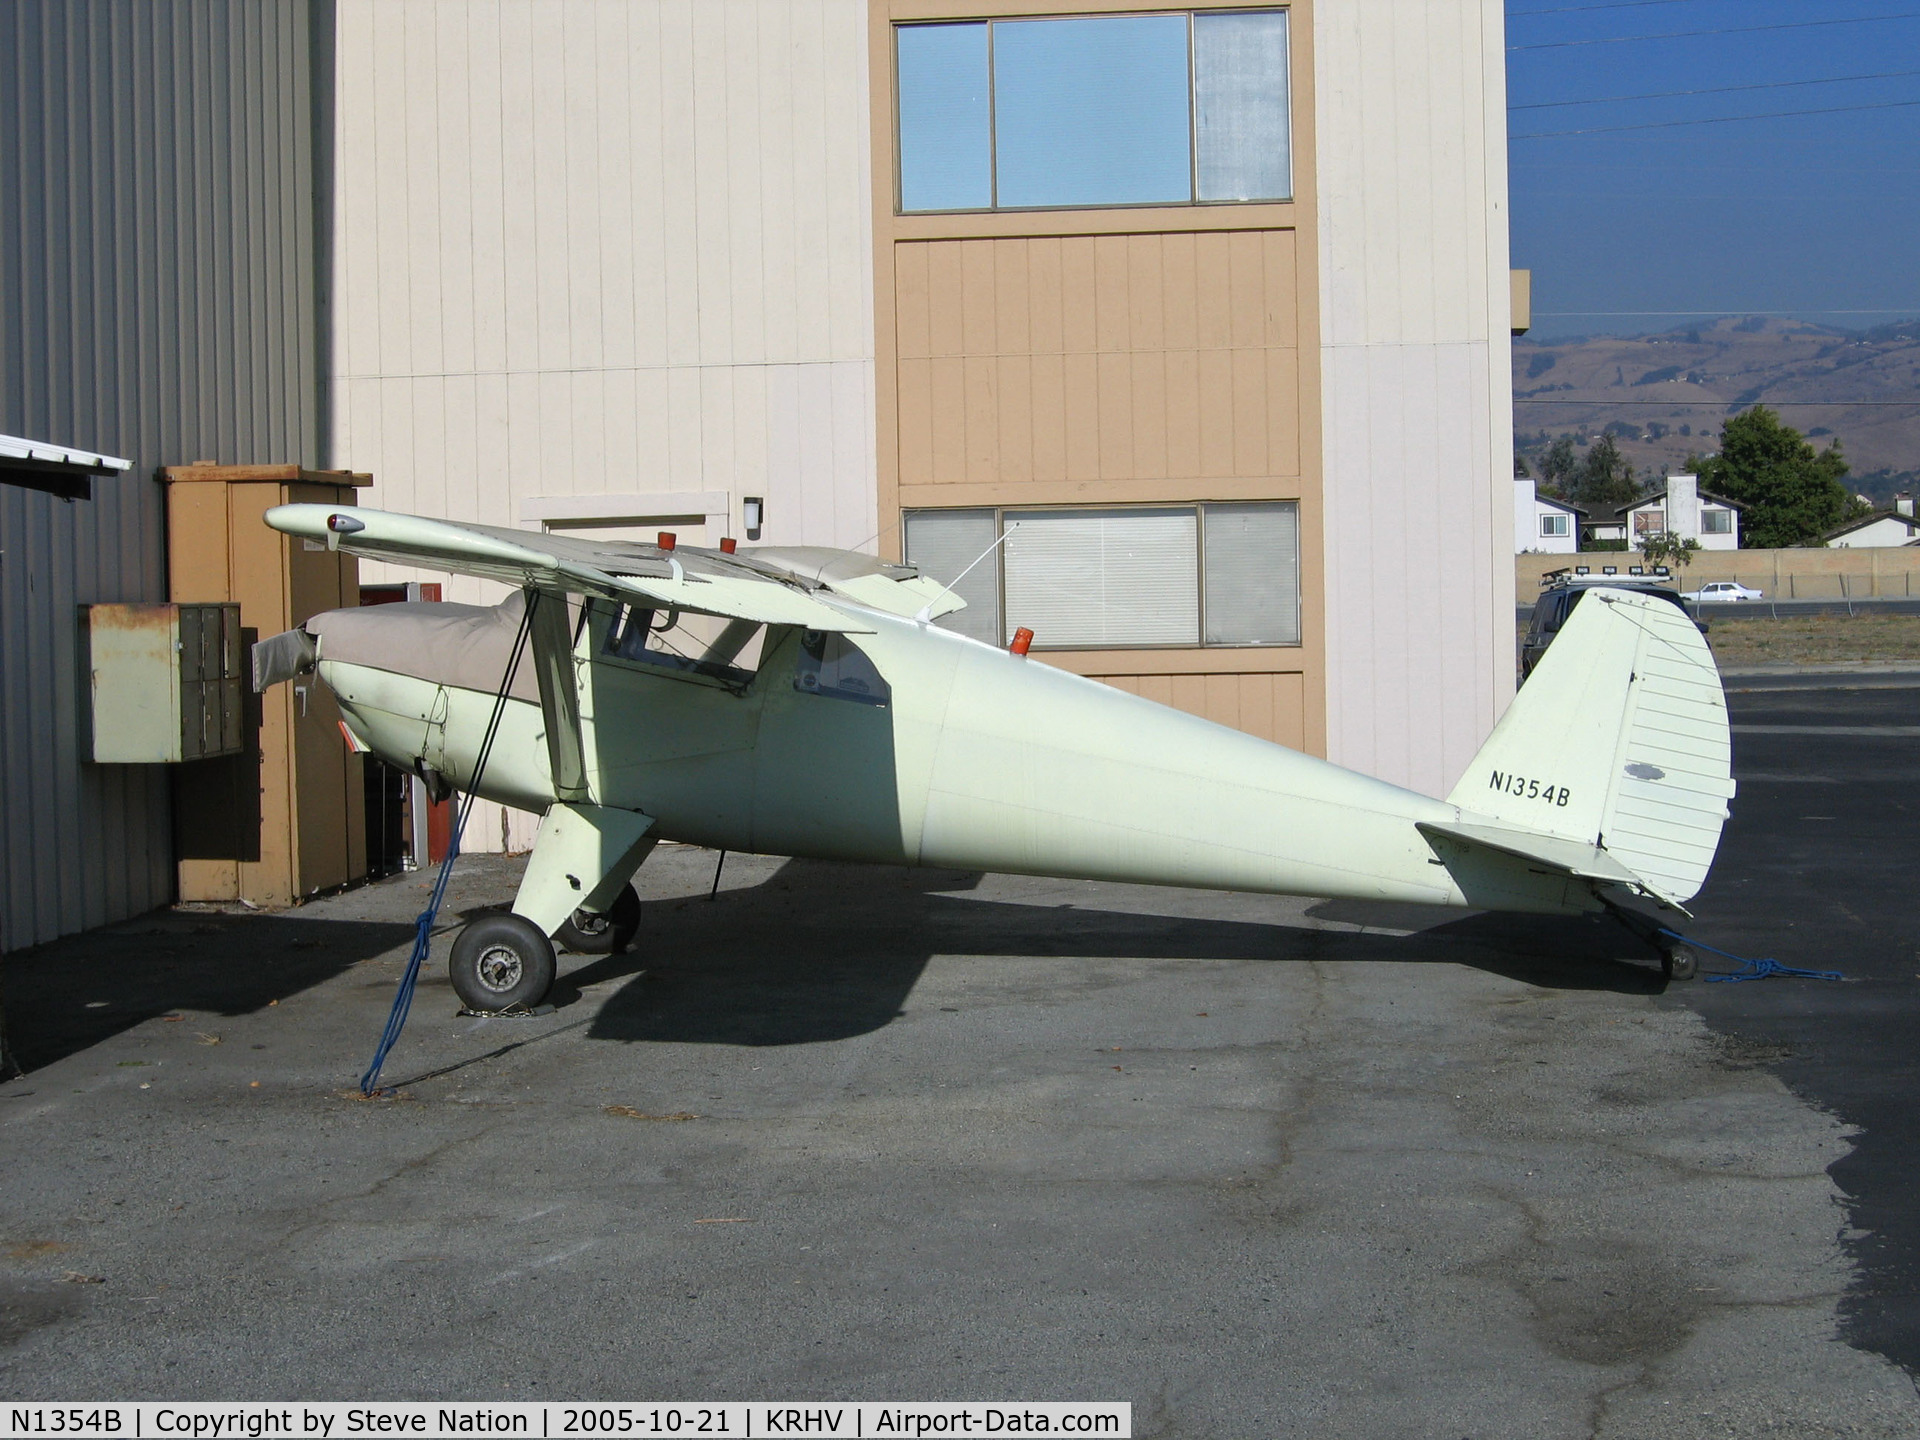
[1314,0,1516,799]
[0,0,325,951]
[327,0,878,851]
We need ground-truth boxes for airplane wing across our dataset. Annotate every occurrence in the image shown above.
[716,544,965,620]
[265,504,877,633]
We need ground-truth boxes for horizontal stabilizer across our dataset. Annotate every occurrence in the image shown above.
[1417,819,1668,898]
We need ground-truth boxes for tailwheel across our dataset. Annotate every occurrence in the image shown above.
[450,913,557,1011]
[554,884,642,955]
[1661,942,1699,983]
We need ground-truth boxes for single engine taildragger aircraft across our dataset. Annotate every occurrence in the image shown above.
[256,504,1734,1010]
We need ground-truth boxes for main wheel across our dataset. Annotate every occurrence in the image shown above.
[554,884,642,955]
[1661,943,1699,983]
[449,913,557,1011]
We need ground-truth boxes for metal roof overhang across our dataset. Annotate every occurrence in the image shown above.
[0,433,133,501]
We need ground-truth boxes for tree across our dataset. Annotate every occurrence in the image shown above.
[1514,452,1531,479]
[1638,531,1700,570]
[1536,434,1578,496]
[1691,406,1864,548]
[1567,434,1642,510]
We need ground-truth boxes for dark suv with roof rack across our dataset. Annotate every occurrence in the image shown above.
[1521,565,1707,679]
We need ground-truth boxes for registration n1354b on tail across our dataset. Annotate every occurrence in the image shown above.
[258,504,1734,1007]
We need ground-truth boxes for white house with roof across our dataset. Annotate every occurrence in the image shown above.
[1513,479,1583,554]
[1586,475,1741,550]
[1827,494,1919,547]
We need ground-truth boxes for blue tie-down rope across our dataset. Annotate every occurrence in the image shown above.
[359,593,538,1096]
[1658,927,1847,984]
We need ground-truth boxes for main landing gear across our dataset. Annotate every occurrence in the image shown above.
[449,914,558,1012]
[447,887,641,1011]
[446,803,657,1013]
[555,884,643,955]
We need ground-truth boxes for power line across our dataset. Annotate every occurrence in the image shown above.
[1510,0,1712,16]
[1512,69,1920,111]
[1514,97,1920,137]
[1509,12,1920,50]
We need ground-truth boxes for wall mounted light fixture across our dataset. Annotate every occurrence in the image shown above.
[743,495,764,540]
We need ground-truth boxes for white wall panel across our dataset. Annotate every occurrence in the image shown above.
[329,0,879,849]
[1315,0,1514,798]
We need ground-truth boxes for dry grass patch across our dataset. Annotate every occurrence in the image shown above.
[1707,613,1920,667]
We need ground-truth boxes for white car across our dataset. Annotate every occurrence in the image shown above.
[1683,581,1763,603]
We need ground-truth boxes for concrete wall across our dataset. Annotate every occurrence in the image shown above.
[1315,0,1513,799]
[1517,548,1920,601]
[327,0,878,848]
[0,0,324,951]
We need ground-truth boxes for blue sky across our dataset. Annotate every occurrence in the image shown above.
[1506,0,1920,339]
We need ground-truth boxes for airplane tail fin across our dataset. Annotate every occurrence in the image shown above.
[1446,587,1734,909]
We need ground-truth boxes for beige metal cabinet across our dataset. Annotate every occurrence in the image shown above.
[164,463,372,906]
[86,603,244,763]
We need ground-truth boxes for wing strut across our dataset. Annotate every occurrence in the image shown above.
[527,587,590,804]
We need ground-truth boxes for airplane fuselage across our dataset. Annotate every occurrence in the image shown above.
[316,598,1596,917]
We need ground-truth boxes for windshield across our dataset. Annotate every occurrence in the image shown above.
[597,600,767,685]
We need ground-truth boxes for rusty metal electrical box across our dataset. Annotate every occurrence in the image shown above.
[86,603,244,763]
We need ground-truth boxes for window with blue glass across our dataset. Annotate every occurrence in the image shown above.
[895,10,1291,213]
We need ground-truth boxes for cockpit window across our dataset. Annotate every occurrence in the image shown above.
[794,630,890,706]
[598,600,765,685]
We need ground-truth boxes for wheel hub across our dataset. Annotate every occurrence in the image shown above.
[571,909,610,935]
[475,944,524,993]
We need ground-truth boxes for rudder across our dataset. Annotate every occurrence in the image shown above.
[1448,588,1734,907]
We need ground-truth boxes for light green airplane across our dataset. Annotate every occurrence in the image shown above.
[259,504,1734,1010]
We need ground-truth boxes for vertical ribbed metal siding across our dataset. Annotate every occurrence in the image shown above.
[0,0,323,953]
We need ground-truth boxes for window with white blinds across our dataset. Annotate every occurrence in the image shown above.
[1004,508,1199,646]
[904,503,1300,650]
[1203,503,1300,645]
[900,508,1001,644]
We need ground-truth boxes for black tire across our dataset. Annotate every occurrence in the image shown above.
[554,884,641,955]
[1661,943,1699,983]
[449,913,557,1011]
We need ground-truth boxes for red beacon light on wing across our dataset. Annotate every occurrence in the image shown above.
[1009,628,1034,657]
[657,531,677,552]
[720,537,738,554]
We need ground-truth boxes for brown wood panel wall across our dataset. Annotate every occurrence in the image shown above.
[870,0,1325,756]
[1086,671,1306,751]
[896,232,1301,488]
[168,471,367,906]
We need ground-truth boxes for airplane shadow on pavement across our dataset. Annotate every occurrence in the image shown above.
[575,859,1669,1049]
[2,861,1668,1075]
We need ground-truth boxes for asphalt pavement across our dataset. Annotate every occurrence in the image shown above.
[1667,672,1920,1377]
[3,678,1919,1437]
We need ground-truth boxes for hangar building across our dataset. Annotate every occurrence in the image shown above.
[2,0,1514,946]
[334,0,1518,830]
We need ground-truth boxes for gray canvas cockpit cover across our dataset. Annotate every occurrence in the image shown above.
[303,591,542,703]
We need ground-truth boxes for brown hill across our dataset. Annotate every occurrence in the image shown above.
[1514,315,1920,504]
